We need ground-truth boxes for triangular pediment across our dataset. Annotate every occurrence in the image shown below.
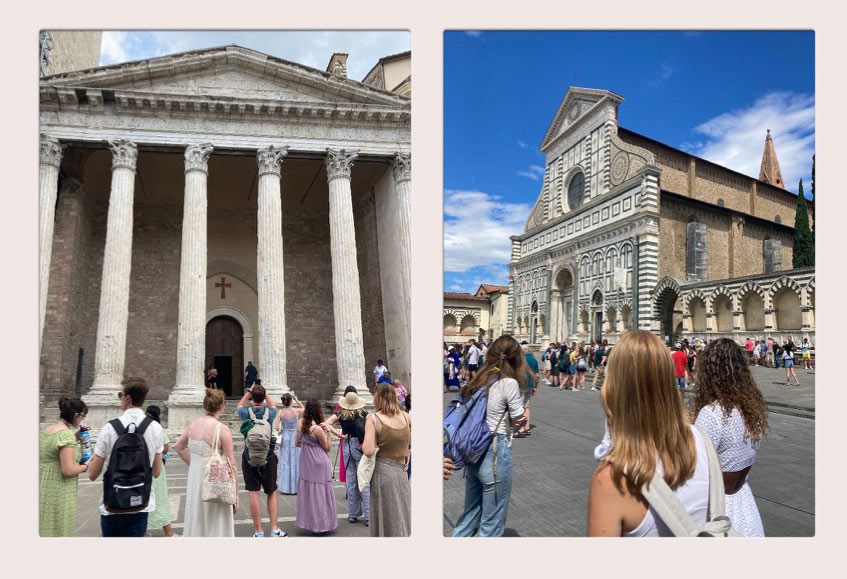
[41,45,408,107]
[540,87,623,151]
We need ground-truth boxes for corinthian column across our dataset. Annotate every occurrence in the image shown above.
[168,144,213,431]
[256,145,290,399]
[84,140,138,429]
[39,135,63,346]
[326,148,368,402]
[393,153,412,320]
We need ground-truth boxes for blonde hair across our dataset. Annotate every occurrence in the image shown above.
[373,382,401,416]
[600,330,696,491]
[203,388,225,413]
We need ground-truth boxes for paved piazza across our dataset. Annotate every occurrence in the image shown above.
[443,361,815,537]
[73,437,371,537]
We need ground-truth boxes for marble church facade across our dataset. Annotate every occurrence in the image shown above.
[39,45,411,430]
[508,87,813,348]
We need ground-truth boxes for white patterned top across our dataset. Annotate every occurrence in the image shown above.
[694,404,759,472]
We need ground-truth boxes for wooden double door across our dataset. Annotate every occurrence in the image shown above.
[205,315,244,397]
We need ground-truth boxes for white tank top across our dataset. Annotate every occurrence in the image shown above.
[624,425,710,537]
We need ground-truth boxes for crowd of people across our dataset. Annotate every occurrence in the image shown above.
[40,359,411,538]
[444,330,801,538]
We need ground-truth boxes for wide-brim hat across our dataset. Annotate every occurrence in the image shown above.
[339,391,366,410]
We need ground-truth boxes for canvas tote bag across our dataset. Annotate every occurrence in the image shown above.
[202,421,237,504]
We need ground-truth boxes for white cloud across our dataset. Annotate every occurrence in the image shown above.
[464,31,483,38]
[517,165,545,181]
[643,62,674,90]
[683,92,815,194]
[517,140,530,149]
[100,31,128,65]
[444,189,532,272]
[98,31,409,80]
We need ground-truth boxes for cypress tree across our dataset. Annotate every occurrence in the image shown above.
[793,179,814,267]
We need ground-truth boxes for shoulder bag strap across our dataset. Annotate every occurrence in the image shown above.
[211,421,222,453]
[692,425,736,536]
[639,469,702,537]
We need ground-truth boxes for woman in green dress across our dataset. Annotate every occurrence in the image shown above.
[145,406,175,536]
[40,397,90,536]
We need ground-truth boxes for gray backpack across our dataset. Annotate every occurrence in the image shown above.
[245,406,273,467]
[640,425,742,537]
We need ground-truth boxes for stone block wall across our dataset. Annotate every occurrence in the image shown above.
[41,178,101,396]
[354,190,387,393]
[281,209,340,403]
[122,204,182,400]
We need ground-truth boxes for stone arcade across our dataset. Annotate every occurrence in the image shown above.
[39,45,411,431]
[508,87,814,347]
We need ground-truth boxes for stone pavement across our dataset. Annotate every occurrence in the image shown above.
[442,363,815,537]
[74,437,372,537]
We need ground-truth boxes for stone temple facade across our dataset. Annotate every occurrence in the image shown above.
[508,87,814,348]
[39,45,411,431]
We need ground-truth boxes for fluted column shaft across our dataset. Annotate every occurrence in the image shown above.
[39,135,63,346]
[326,149,367,399]
[171,144,213,404]
[88,140,138,405]
[393,153,412,320]
[256,146,289,398]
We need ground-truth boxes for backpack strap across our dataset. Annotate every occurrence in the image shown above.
[693,424,737,536]
[134,416,153,436]
[108,418,126,436]
[248,406,257,420]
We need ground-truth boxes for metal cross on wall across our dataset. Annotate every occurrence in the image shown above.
[216,276,232,299]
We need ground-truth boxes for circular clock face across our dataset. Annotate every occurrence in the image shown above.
[567,171,585,211]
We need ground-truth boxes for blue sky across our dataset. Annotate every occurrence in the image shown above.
[444,30,815,294]
[100,31,409,81]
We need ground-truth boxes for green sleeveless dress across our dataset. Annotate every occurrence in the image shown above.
[39,428,79,536]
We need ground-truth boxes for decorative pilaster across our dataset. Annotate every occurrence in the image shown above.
[326,148,369,402]
[85,140,138,428]
[636,232,659,331]
[39,135,64,347]
[393,153,412,325]
[256,145,290,399]
[168,144,213,430]
[550,290,561,343]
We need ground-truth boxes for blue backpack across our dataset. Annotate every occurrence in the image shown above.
[444,384,508,469]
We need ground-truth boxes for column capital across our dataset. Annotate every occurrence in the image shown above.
[325,148,358,181]
[392,152,411,184]
[108,139,138,171]
[184,143,214,174]
[39,134,64,168]
[256,145,289,177]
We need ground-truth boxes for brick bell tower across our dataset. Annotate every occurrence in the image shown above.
[758,129,785,189]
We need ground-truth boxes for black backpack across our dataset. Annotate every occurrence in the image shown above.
[103,417,154,513]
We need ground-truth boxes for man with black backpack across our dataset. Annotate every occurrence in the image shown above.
[88,377,164,537]
[237,382,285,537]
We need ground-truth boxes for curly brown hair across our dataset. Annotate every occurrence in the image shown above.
[300,398,325,435]
[692,338,769,442]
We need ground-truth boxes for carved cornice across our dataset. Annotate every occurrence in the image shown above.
[392,152,411,184]
[39,134,64,168]
[184,143,213,174]
[326,148,358,181]
[256,145,289,177]
[108,139,138,171]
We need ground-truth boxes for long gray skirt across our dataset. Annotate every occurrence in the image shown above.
[369,457,411,537]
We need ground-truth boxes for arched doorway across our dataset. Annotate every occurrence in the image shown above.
[591,290,604,342]
[206,315,244,397]
[654,285,680,343]
[555,267,575,342]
